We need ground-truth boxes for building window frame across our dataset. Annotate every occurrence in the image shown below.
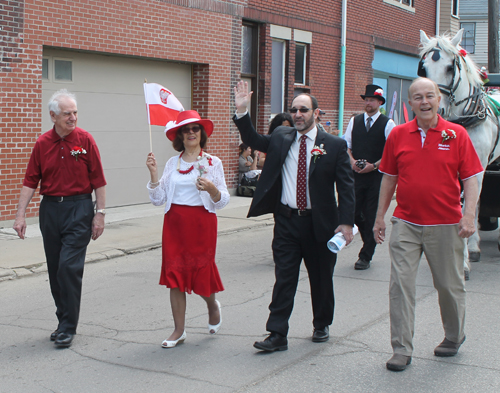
[460,22,475,54]
[42,57,49,80]
[271,39,287,115]
[53,57,73,83]
[452,0,459,18]
[382,0,415,13]
[241,21,259,121]
[294,43,307,86]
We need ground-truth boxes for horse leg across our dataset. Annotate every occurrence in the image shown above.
[498,229,500,253]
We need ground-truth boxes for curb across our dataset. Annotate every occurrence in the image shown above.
[0,220,273,283]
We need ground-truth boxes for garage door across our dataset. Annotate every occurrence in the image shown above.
[42,48,192,207]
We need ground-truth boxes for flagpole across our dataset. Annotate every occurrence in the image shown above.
[149,124,153,153]
[144,79,153,153]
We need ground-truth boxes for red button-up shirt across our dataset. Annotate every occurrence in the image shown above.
[23,127,107,196]
[379,116,483,226]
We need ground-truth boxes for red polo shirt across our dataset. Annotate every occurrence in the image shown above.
[23,127,107,196]
[379,116,483,225]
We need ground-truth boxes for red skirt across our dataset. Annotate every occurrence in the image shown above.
[160,204,224,297]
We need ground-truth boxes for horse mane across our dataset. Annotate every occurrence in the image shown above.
[419,32,483,88]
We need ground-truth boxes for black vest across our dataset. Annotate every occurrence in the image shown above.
[351,113,389,163]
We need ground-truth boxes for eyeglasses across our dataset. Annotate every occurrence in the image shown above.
[289,108,312,114]
[181,125,201,133]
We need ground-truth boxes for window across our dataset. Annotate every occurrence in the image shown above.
[54,59,72,81]
[452,0,459,17]
[295,44,306,85]
[383,0,415,10]
[241,22,259,120]
[242,25,255,75]
[42,58,49,79]
[461,22,475,54]
[271,40,286,114]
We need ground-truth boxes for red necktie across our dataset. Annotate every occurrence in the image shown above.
[297,135,307,210]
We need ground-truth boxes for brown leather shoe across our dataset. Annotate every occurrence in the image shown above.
[434,336,466,357]
[386,353,412,371]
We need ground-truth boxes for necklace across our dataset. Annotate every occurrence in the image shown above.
[177,149,203,174]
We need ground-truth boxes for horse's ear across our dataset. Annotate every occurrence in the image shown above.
[420,30,430,44]
[451,29,464,47]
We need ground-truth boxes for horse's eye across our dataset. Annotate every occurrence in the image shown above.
[446,65,454,73]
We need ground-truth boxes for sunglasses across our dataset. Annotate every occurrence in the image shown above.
[181,125,201,133]
[289,108,312,114]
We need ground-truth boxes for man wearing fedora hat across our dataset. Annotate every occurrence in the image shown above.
[344,84,396,271]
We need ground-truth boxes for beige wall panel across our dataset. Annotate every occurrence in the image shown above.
[42,48,191,207]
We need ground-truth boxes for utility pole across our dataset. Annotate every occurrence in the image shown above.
[489,0,499,72]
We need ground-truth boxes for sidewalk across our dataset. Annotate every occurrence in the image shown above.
[0,196,271,281]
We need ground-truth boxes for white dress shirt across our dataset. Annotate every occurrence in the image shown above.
[281,126,317,209]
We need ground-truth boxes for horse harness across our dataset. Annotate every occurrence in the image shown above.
[419,46,500,162]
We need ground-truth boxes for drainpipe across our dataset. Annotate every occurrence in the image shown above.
[435,0,440,35]
[338,0,347,135]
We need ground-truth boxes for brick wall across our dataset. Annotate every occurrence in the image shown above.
[1,0,437,220]
[0,0,243,220]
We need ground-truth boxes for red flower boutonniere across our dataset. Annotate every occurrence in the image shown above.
[311,144,327,163]
[459,49,467,57]
[441,129,456,144]
[70,146,87,161]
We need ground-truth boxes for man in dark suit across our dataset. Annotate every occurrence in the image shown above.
[233,81,355,351]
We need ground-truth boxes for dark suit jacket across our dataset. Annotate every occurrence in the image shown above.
[234,113,355,243]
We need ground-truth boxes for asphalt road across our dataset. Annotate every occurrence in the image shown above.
[1,225,500,392]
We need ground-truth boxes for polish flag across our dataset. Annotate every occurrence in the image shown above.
[143,83,184,126]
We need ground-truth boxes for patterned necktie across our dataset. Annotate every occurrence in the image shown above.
[366,116,372,131]
[297,134,307,211]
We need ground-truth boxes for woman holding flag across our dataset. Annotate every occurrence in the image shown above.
[146,110,229,348]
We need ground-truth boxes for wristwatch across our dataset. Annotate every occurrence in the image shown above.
[373,163,378,171]
[96,209,106,215]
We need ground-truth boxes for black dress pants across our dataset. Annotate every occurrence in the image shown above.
[266,211,337,337]
[354,171,383,262]
[39,197,93,334]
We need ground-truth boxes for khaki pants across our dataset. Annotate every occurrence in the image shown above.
[389,218,466,356]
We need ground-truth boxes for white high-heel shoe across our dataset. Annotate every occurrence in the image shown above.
[161,331,186,348]
[208,300,222,334]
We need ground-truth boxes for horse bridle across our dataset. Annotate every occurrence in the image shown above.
[418,46,500,162]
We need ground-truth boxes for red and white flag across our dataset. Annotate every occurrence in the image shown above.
[143,83,184,126]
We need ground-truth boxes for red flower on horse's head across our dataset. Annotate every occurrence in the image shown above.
[459,49,467,57]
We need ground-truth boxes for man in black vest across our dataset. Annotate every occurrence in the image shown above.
[344,85,396,270]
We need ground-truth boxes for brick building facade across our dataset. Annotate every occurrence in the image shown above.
[0,0,436,221]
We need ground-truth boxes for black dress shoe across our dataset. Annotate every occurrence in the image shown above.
[54,332,74,348]
[354,259,371,270]
[253,332,288,352]
[50,330,59,341]
[312,326,329,342]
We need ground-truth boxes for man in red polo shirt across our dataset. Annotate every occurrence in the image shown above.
[373,78,483,371]
[13,89,107,348]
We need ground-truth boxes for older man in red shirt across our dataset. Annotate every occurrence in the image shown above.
[373,78,483,371]
[13,89,106,348]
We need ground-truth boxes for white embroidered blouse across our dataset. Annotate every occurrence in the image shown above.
[147,153,230,214]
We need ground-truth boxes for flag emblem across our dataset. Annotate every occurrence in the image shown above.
[159,89,171,104]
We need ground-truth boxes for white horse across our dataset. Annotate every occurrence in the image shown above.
[419,29,500,266]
